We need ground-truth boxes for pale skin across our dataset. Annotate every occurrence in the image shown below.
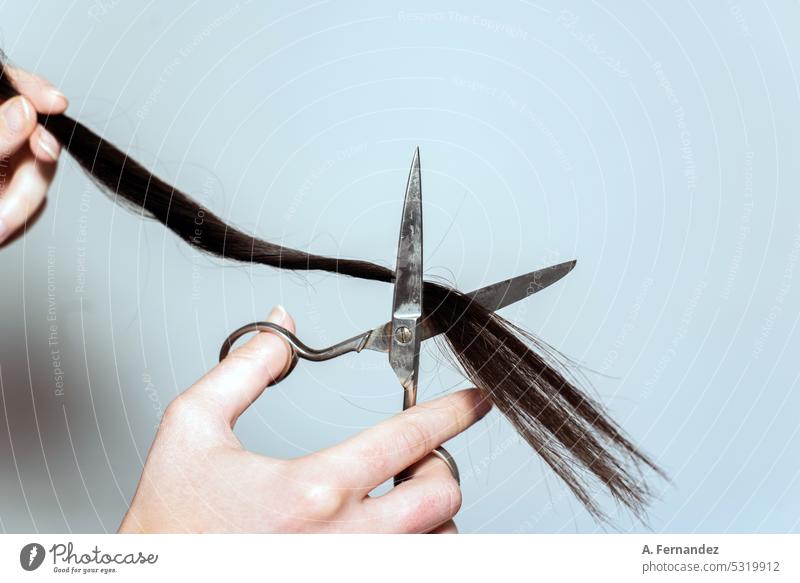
[119,305,491,533]
[5,66,492,533]
[0,65,67,244]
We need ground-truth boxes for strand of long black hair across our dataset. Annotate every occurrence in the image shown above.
[0,61,665,520]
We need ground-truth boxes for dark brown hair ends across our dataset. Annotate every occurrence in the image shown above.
[0,56,665,521]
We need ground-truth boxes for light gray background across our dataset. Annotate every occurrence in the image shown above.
[0,0,798,533]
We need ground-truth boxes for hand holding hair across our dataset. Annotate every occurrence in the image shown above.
[0,64,67,244]
[120,306,487,533]
[0,55,665,521]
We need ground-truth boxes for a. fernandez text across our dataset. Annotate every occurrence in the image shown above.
[49,542,158,566]
[642,544,719,555]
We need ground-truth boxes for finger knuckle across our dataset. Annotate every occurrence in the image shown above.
[442,400,466,433]
[161,394,215,433]
[227,348,272,379]
[230,337,289,382]
[299,483,346,520]
[397,417,432,458]
[445,391,475,426]
[419,396,468,438]
[162,395,192,427]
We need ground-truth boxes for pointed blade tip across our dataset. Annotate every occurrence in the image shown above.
[554,259,577,273]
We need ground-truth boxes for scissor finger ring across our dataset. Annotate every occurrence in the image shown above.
[219,322,299,386]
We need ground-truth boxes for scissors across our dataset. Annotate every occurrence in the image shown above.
[219,148,576,484]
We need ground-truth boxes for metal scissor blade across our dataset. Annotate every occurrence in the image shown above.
[360,259,576,353]
[464,259,576,313]
[388,148,424,409]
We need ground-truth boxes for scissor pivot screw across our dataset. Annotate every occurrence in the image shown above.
[394,326,412,344]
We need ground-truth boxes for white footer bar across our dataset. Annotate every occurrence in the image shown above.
[1,534,796,582]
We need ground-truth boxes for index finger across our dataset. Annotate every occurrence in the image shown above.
[3,65,68,114]
[316,388,491,492]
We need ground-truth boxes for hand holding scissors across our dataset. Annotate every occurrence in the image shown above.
[121,149,574,532]
[120,304,491,533]
[219,149,575,486]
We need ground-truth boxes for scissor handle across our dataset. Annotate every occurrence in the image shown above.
[220,321,460,484]
[218,322,300,386]
[219,321,373,385]
[432,447,460,484]
[393,446,460,487]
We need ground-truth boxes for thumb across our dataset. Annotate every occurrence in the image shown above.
[184,305,295,426]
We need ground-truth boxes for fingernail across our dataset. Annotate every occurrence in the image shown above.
[267,305,287,324]
[2,97,31,134]
[48,87,68,109]
[36,127,60,161]
[472,390,493,418]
